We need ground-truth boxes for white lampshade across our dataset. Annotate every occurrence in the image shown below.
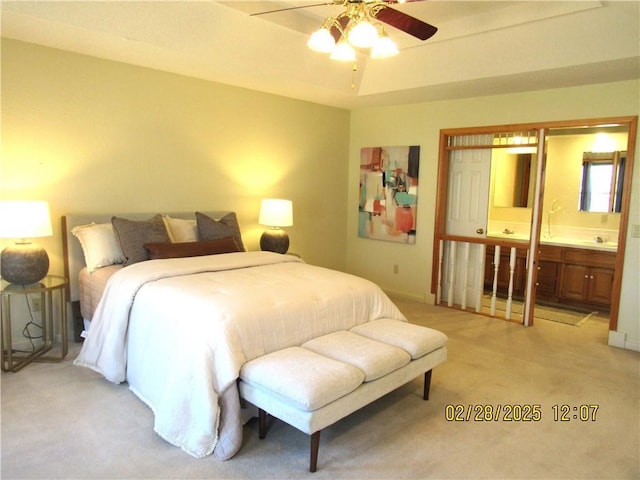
[0,201,53,239]
[259,199,293,227]
[0,201,53,284]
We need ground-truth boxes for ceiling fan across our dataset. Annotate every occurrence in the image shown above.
[251,0,438,61]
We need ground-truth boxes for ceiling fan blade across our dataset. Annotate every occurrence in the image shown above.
[374,6,438,41]
[384,0,429,4]
[330,15,350,42]
[250,2,333,17]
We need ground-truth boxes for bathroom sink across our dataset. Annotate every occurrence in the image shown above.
[540,238,617,250]
[487,232,529,241]
[578,240,617,248]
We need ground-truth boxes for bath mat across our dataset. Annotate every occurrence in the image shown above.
[482,296,599,326]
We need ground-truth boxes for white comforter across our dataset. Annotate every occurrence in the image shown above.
[74,251,406,459]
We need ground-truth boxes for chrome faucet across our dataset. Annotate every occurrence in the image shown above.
[546,199,563,239]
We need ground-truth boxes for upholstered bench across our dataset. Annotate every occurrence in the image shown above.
[238,319,448,472]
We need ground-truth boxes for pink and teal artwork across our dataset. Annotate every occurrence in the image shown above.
[358,145,420,244]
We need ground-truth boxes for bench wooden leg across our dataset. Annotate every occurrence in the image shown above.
[423,370,433,400]
[258,408,267,439]
[258,409,320,472]
[310,431,321,473]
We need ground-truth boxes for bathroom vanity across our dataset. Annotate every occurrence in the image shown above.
[484,242,616,311]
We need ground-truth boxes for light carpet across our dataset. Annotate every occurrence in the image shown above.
[1,297,637,479]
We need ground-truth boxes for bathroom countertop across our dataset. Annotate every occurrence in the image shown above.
[540,238,617,252]
[487,233,617,252]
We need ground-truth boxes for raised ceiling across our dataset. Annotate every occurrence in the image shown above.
[1,1,639,109]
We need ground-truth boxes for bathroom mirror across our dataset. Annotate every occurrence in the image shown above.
[491,152,535,208]
[579,151,625,213]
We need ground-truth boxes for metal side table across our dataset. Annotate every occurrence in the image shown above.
[1,275,68,372]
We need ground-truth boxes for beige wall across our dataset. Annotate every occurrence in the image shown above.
[2,39,638,350]
[1,39,351,275]
[348,80,640,350]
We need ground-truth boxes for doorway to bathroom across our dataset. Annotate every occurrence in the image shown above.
[430,116,637,331]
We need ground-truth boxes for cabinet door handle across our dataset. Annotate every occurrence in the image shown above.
[476,228,484,234]
[584,275,589,278]
[590,275,594,279]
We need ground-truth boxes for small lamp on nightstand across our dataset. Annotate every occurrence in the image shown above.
[259,199,293,254]
[0,201,53,285]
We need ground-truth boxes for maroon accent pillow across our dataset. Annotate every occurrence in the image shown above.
[144,237,241,260]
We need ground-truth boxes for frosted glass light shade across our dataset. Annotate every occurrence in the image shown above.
[330,41,357,62]
[308,28,336,53]
[259,199,293,227]
[371,35,399,59]
[348,20,378,48]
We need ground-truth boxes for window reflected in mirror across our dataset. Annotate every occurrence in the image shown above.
[579,151,626,213]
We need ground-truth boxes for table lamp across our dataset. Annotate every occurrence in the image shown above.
[259,199,293,254]
[0,201,53,285]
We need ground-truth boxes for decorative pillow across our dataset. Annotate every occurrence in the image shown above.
[144,237,241,260]
[111,215,170,267]
[71,222,125,273]
[162,215,198,243]
[195,212,246,251]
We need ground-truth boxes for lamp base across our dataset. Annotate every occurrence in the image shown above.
[260,228,290,254]
[1,242,49,285]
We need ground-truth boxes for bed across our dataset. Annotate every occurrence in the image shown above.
[62,211,408,460]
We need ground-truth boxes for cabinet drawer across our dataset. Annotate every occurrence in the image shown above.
[539,245,563,261]
[564,249,615,268]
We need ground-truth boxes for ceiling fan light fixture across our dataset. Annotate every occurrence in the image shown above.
[308,27,336,53]
[347,19,378,48]
[330,40,357,62]
[370,32,398,59]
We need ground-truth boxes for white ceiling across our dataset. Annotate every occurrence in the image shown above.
[1,1,639,109]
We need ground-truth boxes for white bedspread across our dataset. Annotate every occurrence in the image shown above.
[74,251,406,459]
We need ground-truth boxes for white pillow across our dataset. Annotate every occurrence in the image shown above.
[162,215,198,243]
[72,223,125,272]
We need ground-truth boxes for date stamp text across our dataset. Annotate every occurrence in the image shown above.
[444,404,599,422]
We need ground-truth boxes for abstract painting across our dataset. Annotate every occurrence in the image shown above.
[358,145,420,244]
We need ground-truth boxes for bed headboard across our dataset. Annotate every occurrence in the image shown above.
[61,211,231,302]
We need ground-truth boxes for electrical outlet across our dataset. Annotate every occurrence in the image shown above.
[393,264,399,274]
[632,224,640,239]
[32,298,42,312]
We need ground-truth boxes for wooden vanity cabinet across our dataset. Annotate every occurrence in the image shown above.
[559,249,616,308]
[484,243,615,310]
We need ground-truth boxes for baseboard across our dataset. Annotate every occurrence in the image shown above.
[608,330,640,352]
[423,292,436,304]
[382,289,428,303]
